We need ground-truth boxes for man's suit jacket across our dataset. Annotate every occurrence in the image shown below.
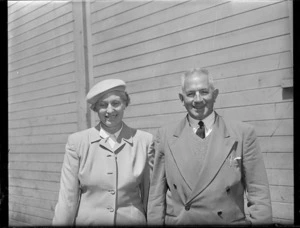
[147,113,272,225]
[53,122,154,226]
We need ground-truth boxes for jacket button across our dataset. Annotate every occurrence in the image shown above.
[185,204,190,211]
[226,186,230,193]
[110,190,115,195]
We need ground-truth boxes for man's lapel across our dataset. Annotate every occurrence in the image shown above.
[186,114,237,203]
[169,116,197,191]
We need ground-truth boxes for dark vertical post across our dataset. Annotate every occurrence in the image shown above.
[1,0,8,226]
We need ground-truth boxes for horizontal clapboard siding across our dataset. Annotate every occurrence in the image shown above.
[9,92,77,113]
[9,195,57,213]
[8,1,31,17]
[9,144,65,154]
[9,52,75,81]
[92,1,287,75]
[9,82,76,105]
[9,213,50,226]
[9,170,60,183]
[90,0,293,224]
[9,186,59,202]
[9,123,77,137]
[7,0,293,225]
[10,201,53,222]
[9,62,75,88]
[9,134,69,145]
[8,2,70,40]
[9,153,64,162]
[9,112,78,129]
[124,106,292,127]
[93,34,290,79]
[125,86,289,109]
[9,22,74,63]
[8,1,78,226]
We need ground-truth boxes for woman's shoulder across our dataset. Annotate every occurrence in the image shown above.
[68,127,98,143]
[124,124,153,141]
[136,129,153,139]
[134,130,154,147]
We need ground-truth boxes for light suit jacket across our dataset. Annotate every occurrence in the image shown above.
[53,122,154,226]
[147,113,272,225]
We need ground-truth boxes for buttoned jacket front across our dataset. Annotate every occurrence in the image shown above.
[53,122,154,226]
[147,113,272,225]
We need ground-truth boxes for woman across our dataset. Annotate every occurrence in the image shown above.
[52,79,154,226]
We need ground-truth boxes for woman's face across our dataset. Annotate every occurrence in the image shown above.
[94,91,127,133]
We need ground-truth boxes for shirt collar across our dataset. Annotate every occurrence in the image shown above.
[99,122,123,140]
[188,111,216,131]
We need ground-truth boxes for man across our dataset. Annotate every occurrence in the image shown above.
[147,68,272,225]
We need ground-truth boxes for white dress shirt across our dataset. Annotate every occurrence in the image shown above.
[99,123,123,148]
[188,111,216,137]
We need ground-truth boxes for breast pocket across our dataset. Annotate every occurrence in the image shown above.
[223,154,242,185]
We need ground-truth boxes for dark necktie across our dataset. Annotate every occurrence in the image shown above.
[196,121,205,139]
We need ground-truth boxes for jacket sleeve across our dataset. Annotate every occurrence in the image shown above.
[242,125,272,224]
[147,128,167,225]
[140,134,155,215]
[52,135,81,225]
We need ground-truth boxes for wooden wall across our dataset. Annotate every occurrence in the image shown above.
[89,0,293,224]
[8,0,293,225]
[7,0,88,225]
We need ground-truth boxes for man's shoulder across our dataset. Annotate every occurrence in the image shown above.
[220,116,255,136]
[161,120,180,129]
[157,116,186,136]
[222,116,253,129]
[160,116,186,130]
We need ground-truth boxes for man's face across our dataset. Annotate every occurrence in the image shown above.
[179,72,218,120]
[95,91,126,131]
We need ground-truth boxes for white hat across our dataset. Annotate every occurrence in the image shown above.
[86,79,126,105]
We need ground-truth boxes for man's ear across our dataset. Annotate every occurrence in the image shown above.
[178,93,184,102]
[213,89,219,101]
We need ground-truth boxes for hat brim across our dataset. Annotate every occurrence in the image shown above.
[87,85,126,105]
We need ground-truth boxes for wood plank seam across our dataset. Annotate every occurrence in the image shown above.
[9,79,75,97]
[9,58,75,81]
[91,1,152,24]
[8,1,42,18]
[9,2,69,32]
[93,50,290,78]
[9,38,74,66]
[9,67,75,88]
[93,34,290,74]
[92,1,282,45]
[9,6,72,41]
[9,13,73,48]
[92,1,229,43]
[9,22,73,54]
[91,0,121,14]
[94,16,289,64]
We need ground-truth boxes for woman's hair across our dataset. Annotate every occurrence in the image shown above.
[91,91,130,112]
